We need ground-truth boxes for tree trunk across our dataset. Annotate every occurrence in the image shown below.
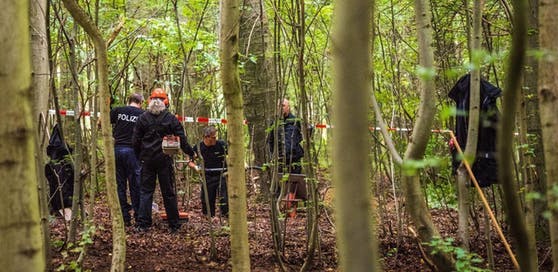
[30,0,50,128]
[68,25,83,243]
[0,1,45,270]
[522,0,548,246]
[239,0,274,175]
[538,0,558,269]
[295,0,320,270]
[60,1,126,271]
[402,0,454,269]
[497,0,538,270]
[457,0,483,250]
[30,0,51,267]
[519,0,542,261]
[220,0,251,270]
[331,0,378,271]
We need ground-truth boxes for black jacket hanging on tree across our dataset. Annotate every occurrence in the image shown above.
[44,124,75,211]
[448,74,501,187]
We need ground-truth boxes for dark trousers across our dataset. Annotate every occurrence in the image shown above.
[115,146,141,223]
[45,161,74,211]
[201,174,228,217]
[137,156,180,229]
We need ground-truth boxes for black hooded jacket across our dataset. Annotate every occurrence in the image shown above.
[133,110,195,161]
[44,124,74,211]
[448,74,501,187]
[267,112,304,163]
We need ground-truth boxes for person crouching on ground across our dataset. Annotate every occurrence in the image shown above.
[132,88,195,233]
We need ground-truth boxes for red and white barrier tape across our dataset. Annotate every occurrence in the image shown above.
[48,109,98,117]
[48,109,455,133]
[369,126,451,134]
[178,116,229,124]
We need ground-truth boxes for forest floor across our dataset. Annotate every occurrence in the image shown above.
[49,172,553,271]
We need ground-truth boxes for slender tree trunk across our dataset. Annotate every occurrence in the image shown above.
[522,0,548,248]
[457,0,483,250]
[60,1,126,271]
[68,25,83,242]
[48,3,66,142]
[331,0,378,271]
[538,0,558,269]
[268,2,289,265]
[296,0,319,270]
[402,0,454,269]
[30,0,51,267]
[497,0,538,270]
[220,0,251,270]
[0,1,45,270]
[520,0,542,262]
[79,92,99,268]
[30,0,50,130]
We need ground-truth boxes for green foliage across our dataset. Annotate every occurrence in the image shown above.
[468,49,490,70]
[402,157,444,176]
[544,184,558,219]
[423,180,457,209]
[280,173,290,184]
[416,65,437,81]
[90,0,221,104]
[440,105,467,123]
[525,191,543,201]
[527,48,547,60]
[516,133,540,158]
[444,67,466,80]
[56,224,97,272]
[414,133,457,209]
[386,247,398,257]
[52,238,65,249]
[426,237,491,272]
[219,225,231,234]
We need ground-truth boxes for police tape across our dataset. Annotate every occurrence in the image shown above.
[49,109,96,117]
[178,116,229,124]
[368,127,451,134]
[48,109,453,132]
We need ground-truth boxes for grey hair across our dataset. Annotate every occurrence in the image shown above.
[147,99,166,115]
[203,126,217,137]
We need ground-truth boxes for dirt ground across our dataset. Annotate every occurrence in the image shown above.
[48,177,553,271]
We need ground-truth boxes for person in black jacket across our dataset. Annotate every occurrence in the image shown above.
[110,93,144,226]
[191,126,229,218]
[45,124,74,221]
[267,98,304,174]
[132,88,195,233]
[448,74,501,187]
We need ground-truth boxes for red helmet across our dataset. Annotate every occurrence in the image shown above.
[149,88,169,106]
